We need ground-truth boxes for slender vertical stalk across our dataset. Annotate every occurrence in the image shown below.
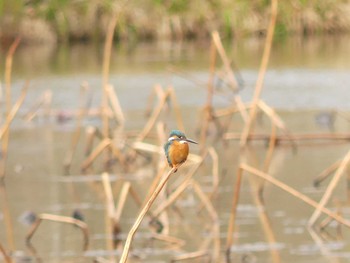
[1,37,21,181]
[119,166,177,263]
[200,39,216,147]
[240,0,278,147]
[102,173,116,261]
[225,167,243,262]
[102,15,118,139]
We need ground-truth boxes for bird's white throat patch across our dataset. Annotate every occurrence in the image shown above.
[168,136,187,144]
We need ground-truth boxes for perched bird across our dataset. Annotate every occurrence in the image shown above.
[164,130,198,172]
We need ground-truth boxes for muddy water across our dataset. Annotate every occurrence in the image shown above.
[1,35,350,262]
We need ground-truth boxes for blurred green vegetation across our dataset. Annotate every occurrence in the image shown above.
[0,0,349,44]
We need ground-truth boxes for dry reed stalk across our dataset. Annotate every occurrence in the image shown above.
[258,100,296,148]
[168,87,185,132]
[119,166,177,263]
[101,12,118,142]
[85,126,97,156]
[0,37,21,186]
[156,122,167,146]
[211,31,237,91]
[171,250,209,262]
[240,163,350,228]
[81,138,126,171]
[64,84,90,173]
[308,149,350,227]
[214,103,252,117]
[109,142,127,168]
[154,123,171,234]
[94,257,112,263]
[240,0,278,147]
[192,181,220,262]
[196,148,221,213]
[102,172,116,219]
[142,165,167,208]
[0,83,28,140]
[0,182,15,255]
[258,100,285,128]
[132,141,163,154]
[246,170,281,263]
[153,162,202,218]
[115,181,131,222]
[307,227,335,260]
[226,132,350,142]
[102,173,117,261]
[128,184,144,208]
[145,85,165,117]
[24,90,52,122]
[0,241,11,263]
[262,123,277,172]
[225,166,243,262]
[211,31,248,123]
[199,39,217,147]
[114,181,160,231]
[151,233,185,248]
[4,37,20,113]
[106,84,125,126]
[125,183,166,230]
[208,147,219,198]
[136,86,170,141]
[313,159,341,187]
[26,213,89,250]
[81,138,112,171]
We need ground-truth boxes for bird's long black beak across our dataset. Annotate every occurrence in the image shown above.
[186,138,198,144]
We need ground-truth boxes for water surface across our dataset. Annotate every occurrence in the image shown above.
[1,35,350,262]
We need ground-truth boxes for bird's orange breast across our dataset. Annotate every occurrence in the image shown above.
[168,141,189,167]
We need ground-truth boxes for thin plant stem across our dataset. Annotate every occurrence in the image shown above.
[225,166,243,262]
[240,0,278,147]
[240,163,350,228]
[192,181,220,262]
[0,241,12,263]
[26,213,89,250]
[0,182,15,255]
[171,250,209,262]
[168,87,185,132]
[262,123,277,172]
[102,172,117,261]
[308,149,350,226]
[119,166,178,263]
[200,39,216,147]
[4,37,20,114]
[313,159,341,187]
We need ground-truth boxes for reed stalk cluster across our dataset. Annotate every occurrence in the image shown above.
[1,0,350,262]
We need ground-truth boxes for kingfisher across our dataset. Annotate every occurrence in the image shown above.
[164,130,198,172]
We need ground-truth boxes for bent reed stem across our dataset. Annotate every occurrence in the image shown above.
[119,166,178,263]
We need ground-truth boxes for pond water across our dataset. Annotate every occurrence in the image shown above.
[1,35,350,263]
